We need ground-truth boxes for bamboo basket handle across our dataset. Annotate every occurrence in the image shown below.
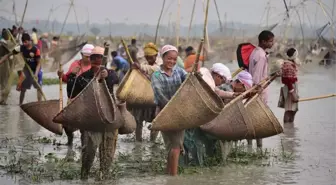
[121,38,133,64]
[299,94,336,102]
[231,67,244,78]
[192,39,204,73]
[59,62,63,111]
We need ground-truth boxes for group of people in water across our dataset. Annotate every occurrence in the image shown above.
[0,28,301,179]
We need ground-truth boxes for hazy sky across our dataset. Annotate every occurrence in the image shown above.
[0,0,334,27]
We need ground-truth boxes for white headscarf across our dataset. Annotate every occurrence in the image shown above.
[237,70,253,89]
[81,44,95,56]
[160,45,178,56]
[210,63,232,82]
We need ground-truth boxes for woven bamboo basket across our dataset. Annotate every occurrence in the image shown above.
[151,73,224,131]
[53,79,122,132]
[20,100,63,135]
[244,95,283,139]
[200,97,254,140]
[117,102,136,135]
[116,69,155,107]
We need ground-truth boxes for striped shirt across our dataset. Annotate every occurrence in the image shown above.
[151,65,187,109]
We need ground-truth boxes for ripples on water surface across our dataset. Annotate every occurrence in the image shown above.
[0,63,335,185]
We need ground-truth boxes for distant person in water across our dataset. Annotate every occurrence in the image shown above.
[248,30,275,148]
[128,38,138,62]
[184,46,207,72]
[12,33,43,104]
[278,48,300,123]
[111,51,130,82]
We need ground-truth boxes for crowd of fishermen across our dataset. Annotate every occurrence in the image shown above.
[0,25,60,105]
[0,28,301,179]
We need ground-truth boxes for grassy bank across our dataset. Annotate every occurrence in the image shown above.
[11,74,59,86]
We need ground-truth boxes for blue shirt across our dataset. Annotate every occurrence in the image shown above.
[113,55,129,72]
[151,65,187,109]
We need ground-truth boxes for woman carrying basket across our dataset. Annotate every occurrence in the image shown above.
[151,45,187,176]
[131,42,162,142]
[57,43,95,146]
[278,48,300,123]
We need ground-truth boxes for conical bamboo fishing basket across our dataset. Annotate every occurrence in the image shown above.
[151,73,224,131]
[53,79,122,132]
[117,102,136,135]
[244,95,283,139]
[20,100,63,135]
[116,69,156,107]
[200,96,254,140]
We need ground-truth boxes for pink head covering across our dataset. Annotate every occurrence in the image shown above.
[160,45,178,56]
[237,70,253,89]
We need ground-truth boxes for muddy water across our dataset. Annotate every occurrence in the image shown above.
[0,63,335,185]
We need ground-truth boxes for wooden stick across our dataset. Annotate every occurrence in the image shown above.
[231,67,243,78]
[154,0,166,45]
[202,0,211,52]
[299,94,336,102]
[176,0,181,47]
[59,62,63,111]
[19,0,29,28]
[121,38,133,64]
[213,0,223,32]
[59,2,72,36]
[187,0,196,44]
[192,39,204,73]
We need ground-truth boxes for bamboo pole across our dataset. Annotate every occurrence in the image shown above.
[121,38,134,64]
[12,0,18,26]
[59,3,72,36]
[154,0,166,45]
[176,0,181,47]
[299,94,336,102]
[71,0,81,35]
[192,39,204,73]
[59,62,63,110]
[187,0,196,44]
[201,0,210,67]
[19,0,29,28]
[213,0,223,32]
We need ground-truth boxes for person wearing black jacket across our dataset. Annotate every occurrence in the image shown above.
[66,46,119,180]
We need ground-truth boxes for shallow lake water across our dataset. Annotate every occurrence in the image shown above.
[0,62,335,185]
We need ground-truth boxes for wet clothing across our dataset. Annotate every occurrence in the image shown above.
[278,83,299,112]
[248,46,269,104]
[81,129,118,179]
[66,66,119,179]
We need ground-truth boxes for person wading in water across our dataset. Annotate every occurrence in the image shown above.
[247,30,275,148]
[278,48,300,123]
[66,46,119,180]
[57,44,95,146]
[4,33,43,105]
[131,42,162,142]
[151,45,187,176]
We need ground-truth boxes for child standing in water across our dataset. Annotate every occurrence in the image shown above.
[278,48,300,123]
